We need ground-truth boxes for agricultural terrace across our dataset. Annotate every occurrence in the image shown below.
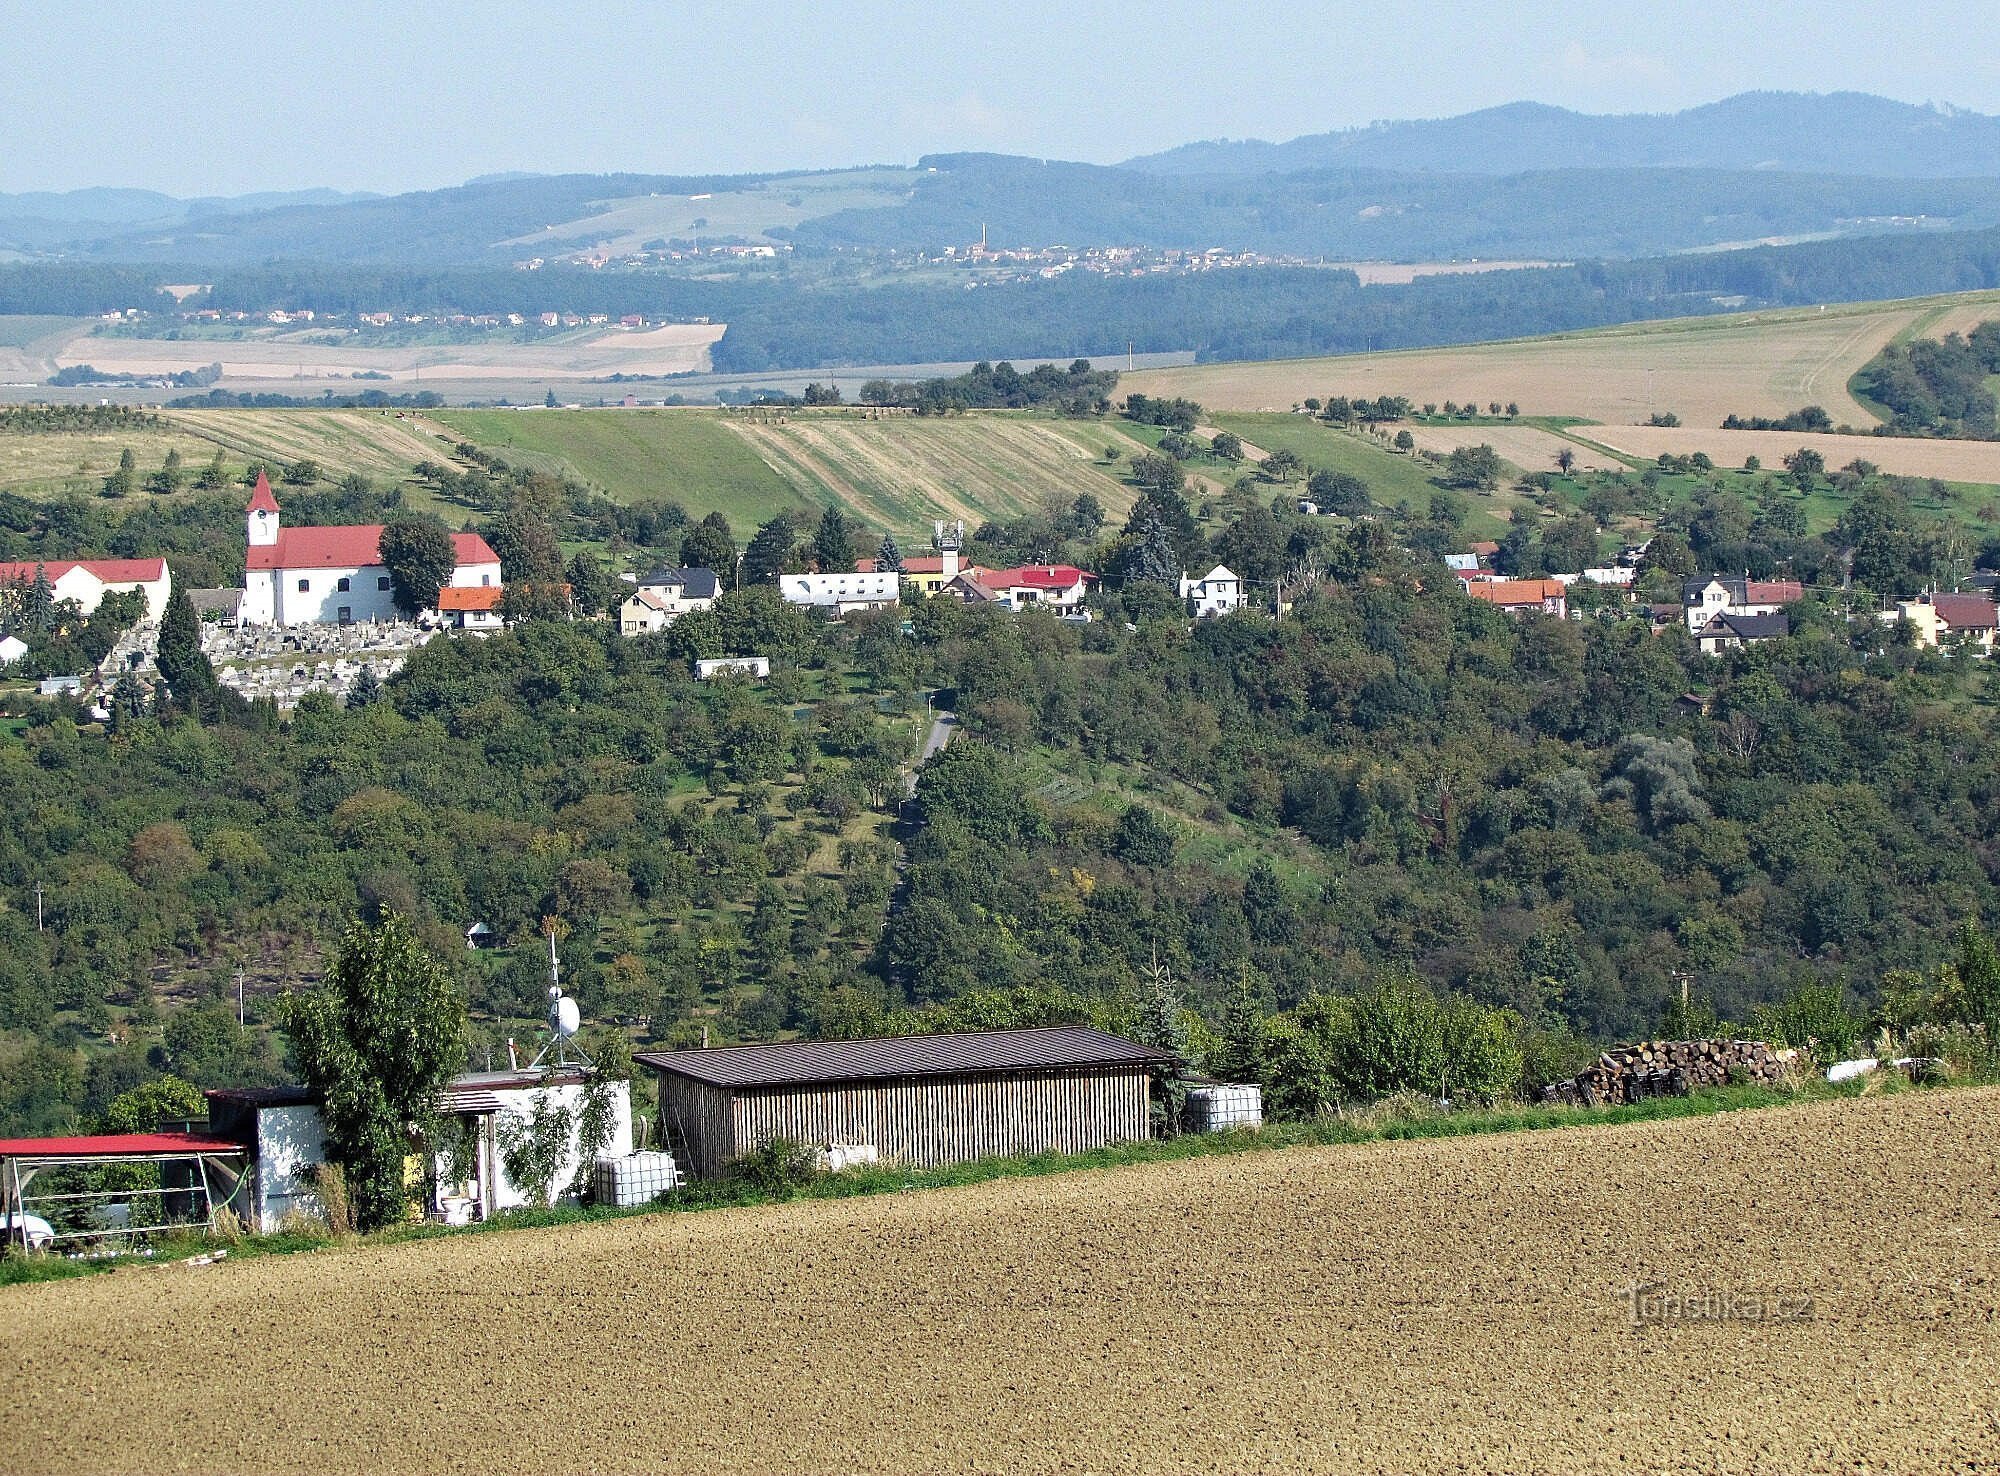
[435,407,1144,533]
[4,1087,1995,1474]
[1124,289,2000,427]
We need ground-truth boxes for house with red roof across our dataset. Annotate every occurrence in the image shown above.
[0,556,171,622]
[1879,592,2000,650]
[948,563,1094,614]
[1463,577,1568,619]
[239,473,502,626]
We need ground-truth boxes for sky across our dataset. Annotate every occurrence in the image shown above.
[5,0,2000,197]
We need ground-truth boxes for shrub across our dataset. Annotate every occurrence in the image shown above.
[729,1135,821,1196]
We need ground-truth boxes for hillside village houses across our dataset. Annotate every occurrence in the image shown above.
[1681,573,1805,634]
[778,569,901,617]
[240,473,503,627]
[943,563,1095,613]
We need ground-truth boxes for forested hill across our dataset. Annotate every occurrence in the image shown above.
[1126,92,2000,179]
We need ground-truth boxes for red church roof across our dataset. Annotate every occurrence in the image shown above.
[0,557,168,585]
[246,527,500,572]
[246,472,281,514]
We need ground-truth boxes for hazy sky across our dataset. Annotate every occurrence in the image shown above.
[6,0,1999,196]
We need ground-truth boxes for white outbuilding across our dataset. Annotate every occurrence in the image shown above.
[1179,565,1243,618]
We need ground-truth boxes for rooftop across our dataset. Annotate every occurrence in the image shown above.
[635,1025,1175,1090]
[246,527,500,573]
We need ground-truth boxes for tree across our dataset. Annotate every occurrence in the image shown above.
[103,446,137,498]
[875,532,904,575]
[1128,451,1187,499]
[743,512,799,584]
[1210,430,1243,461]
[279,914,465,1231]
[1393,429,1415,451]
[149,447,185,495]
[1119,506,1181,586]
[680,512,736,575]
[283,459,322,486]
[376,518,457,616]
[1113,805,1177,867]
[565,550,615,617]
[488,503,564,584]
[802,382,842,405]
[1260,448,1304,482]
[155,585,216,707]
[1783,447,1826,491]
[813,505,857,572]
[1306,468,1370,516]
[195,449,228,490]
[1441,444,1504,491]
[1213,505,1284,584]
[1554,447,1576,476]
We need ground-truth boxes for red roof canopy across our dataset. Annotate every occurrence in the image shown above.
[246,472,281,514]
[246,527,500,572]
[0,1132,244,1158]
[0,557,168,585]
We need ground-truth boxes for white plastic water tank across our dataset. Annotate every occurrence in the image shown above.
[1187,1083,1264,1133]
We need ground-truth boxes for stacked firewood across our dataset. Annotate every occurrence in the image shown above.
[1539,1038,1792,1107]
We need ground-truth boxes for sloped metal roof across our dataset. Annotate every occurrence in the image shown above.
[635,1026,1174,1090]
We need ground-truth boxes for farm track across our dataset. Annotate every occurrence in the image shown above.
[5,1087,1998,1474]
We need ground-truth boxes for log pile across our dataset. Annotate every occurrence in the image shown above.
[1539,1038,1792,1107]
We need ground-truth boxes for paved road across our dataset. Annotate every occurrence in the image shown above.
[902,709,958,800]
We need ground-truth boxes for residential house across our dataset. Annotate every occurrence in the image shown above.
[1682,574,1805,634]
[0,556,172,622]
[778,570,900,617]
[619,567,720,634]
[1879,592,2000,650]
[1695,611,1790,654]
[0,634,25,667]
[1464,578,1568,618]
[438,586,506,631]
[964,564,1094,614]
[1179,565,1243,618]
[240,475,502,627]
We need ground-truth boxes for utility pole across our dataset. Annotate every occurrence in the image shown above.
[34,882,43,931]
[236,964,246,1026]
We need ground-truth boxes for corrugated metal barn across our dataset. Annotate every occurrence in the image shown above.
[634,1026,1174,1178]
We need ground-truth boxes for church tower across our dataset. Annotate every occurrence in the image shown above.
[933,518,964,583]
[247,471,281,548]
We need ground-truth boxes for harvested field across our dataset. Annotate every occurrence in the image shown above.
[1584,423,2000,485]
[52,323,724,383]
[1406,423,1627,474]
[6,1088,1998,1474]
[1123,289,2000,428]
[719,412,1140,532]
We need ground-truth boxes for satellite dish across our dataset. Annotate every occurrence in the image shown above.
[550,993,581,1039]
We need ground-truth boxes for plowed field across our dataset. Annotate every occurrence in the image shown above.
[5,1088,1998,1474]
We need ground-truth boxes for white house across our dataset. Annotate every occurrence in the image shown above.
[205,1068,635,1231]
[0,556,172,622]
[1179,564,1243,618]
[239,474,503,626]
[437,586,506,630]
[620,567,721,634]
[778,570,900,617]
[968,564,1094,614]
[0,634,25,667]
[1681,575,1805,634]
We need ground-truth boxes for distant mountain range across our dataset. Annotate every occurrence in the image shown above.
[1125,92,2000,179]
[9,92,2000,267]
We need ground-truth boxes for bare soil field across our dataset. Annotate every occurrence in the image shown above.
[1122,291,2000,428]
[1406,423,1627,474]
[38,322,724,385]
[1344,259,1559,285]
[5,1087,1997,1475]
[721,413,1141,530]
[1584,424,2000,485]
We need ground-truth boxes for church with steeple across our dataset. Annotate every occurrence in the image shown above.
[238,472,502,626]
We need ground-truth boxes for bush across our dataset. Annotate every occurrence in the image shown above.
[728,1135,820,1196]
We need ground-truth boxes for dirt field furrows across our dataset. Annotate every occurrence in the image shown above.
[722,415,1138,530]
[1122,291,2000,428]
[1405,424,1628,474]
[5,1088,1998,1474]
[1584,423,2000,485]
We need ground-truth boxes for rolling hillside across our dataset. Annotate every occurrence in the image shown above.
[1122,289,2000,426]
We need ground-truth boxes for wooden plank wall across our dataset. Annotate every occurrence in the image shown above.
[655,1069,1152,1179]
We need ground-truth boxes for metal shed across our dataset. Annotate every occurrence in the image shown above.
[635,1026,1175,1179]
